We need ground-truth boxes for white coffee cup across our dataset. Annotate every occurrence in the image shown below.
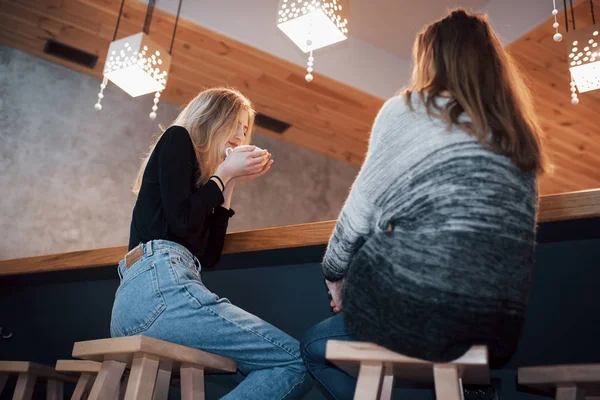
[225,145,262,157]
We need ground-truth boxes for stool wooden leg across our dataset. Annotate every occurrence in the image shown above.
[71,373,94,400]
[46,379,64,400]
[124,354,159,400]
[152,365,172,400]
[88,360,126,400]
[434,365,464,400]
[557,385,585,400]
[379,366,394,400]
[180,364,205,400]
[0,374,8,395]
[354,362,384,400]
[13,373,36,400]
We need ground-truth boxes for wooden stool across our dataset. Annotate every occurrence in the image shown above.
[519,364,600,399]
[0,361,77,400]
[326,341,489,400]
[56,360,102,400]
[72,335,237,400]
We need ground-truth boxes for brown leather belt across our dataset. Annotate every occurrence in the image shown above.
[124,245,144,269]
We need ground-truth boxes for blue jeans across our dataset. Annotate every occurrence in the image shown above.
[300,314,359,400]
[110,240,312,400]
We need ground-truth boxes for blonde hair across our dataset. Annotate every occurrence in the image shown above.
[404,8,547,174]
[133,87,255,194]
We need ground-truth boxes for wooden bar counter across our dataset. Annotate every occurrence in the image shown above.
[1,189,599,277]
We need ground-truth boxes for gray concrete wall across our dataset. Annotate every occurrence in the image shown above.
[0,47,359,260]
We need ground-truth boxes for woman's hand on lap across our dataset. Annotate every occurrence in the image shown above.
[326,279,344,313]
[328,294,342,313]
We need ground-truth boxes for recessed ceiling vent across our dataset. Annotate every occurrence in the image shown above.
[255,113,291,134]
[44,39,98,69]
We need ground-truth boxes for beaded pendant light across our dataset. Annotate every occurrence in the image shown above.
[277,0,349,82]
[554,0,599,105]
[551,0,563,42]
[95,0,182,119]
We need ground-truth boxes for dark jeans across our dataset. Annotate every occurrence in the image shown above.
[300,313,359,400]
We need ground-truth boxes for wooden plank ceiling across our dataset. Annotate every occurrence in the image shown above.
[0,0,598,195]
[507,0,600,195]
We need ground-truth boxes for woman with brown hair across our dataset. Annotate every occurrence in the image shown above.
[301,8,546,399]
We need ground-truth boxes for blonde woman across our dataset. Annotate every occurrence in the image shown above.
[301,9,546,399]
[111,88,312,399]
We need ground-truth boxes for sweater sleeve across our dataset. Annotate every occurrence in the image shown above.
[322,178,376,281]
[158,127,225,239]
[322,97,405,281]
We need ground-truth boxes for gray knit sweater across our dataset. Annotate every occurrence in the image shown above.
[323,94,538,368]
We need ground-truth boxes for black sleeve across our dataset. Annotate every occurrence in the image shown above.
[158,127,224,238]
[199,206,235,268]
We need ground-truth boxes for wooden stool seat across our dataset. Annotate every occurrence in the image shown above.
[519,364,600,399]
[326,341,489,400]
[56,360,102,400]
[73,335,237,400]
[0,361,77,400]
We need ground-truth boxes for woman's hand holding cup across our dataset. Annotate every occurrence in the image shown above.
[215,145,271,185]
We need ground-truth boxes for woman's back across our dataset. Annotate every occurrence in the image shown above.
[337,94,537,368]
[362,94,537,233]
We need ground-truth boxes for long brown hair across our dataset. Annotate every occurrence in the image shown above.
[404,8,547,173]
[133,88,255,194]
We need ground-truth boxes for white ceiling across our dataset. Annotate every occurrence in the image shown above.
[147,0,558,98]
[350,0,490,57]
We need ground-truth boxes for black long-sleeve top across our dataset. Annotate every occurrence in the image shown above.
[128,126,234,267]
